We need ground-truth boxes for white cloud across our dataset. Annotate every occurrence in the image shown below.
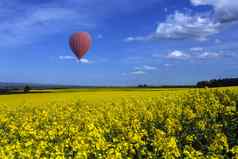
[59,56,92,64]
[167,50,190,60]
[165,49,224,60]
[126,0,238,42]
[134,65,157,71]
[124,37,135,42]
[126,12,220,42]
[129,64,157,76]
[59,56,76,60]
[191,0,214,6]
[191,0,238,23]
[124,36,150,42]
[79,58,92,64]
[197,52,221,59]
[131,70,146,75]
[143,65,157,70]
[155,12,220,40]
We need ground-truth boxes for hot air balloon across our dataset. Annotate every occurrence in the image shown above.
[69,32,92,60]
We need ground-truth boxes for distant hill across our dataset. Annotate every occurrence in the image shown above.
[0,82,28,90]
[0,82,79,90]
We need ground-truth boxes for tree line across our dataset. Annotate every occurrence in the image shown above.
[197,78,238,88]
[137,78,238,88]
[0,85,31,94]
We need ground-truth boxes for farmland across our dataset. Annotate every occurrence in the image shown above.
[0,87,238,158]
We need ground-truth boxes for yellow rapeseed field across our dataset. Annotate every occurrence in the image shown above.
[0,87,237,158]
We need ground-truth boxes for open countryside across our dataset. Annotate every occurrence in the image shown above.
[1,0,238,158]
[0,87,238,158]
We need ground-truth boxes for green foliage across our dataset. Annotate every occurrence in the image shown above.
[0,89,237,158]
[24,85,31,93]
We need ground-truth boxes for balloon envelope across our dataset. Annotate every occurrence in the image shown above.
[69,32,92,60]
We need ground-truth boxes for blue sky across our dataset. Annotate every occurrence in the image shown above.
[0,0,238,85]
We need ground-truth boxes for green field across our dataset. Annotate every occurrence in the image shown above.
[0,87,238,158]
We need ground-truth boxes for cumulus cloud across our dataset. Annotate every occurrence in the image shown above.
[191,0,238,23]
[126,12,220,42]
[167,50,190,60]
[126,0,238,42]
[155,12,220,40]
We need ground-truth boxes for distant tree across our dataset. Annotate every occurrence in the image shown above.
[197,78,238,88]
[197,81,210,88]
[24,85,31,93]
[138,84,148,88]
